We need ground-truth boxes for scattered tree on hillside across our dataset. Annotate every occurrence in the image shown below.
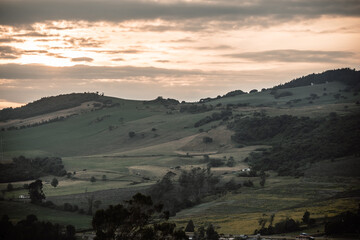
[128,131,136,138]
[51,178,58,188]
[302,210,310,224]
[206,224,219,240]
[259,171,266,187]
[203,137,213,143]
[28,179,45,204]
[102,175,107,181]
[90,176,96,183]
[226,156,235,167]
[185,220,195,232]
[6,183,13,192]
[87,194,95,215]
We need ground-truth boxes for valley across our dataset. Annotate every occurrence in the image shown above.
[0,69,359,237]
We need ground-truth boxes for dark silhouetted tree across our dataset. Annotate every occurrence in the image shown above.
[51,178,59,188]
[185,220,195,232]
[28,180,45,204]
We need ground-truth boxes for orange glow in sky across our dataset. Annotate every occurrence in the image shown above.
[0,0,359,107]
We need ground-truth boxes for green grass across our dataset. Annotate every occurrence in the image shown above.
[1,82,359,236]
[0,201,92,230]
[173,171,360,235]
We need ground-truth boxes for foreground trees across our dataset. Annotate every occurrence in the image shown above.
[92,193,187,240]
[0,214,76,240]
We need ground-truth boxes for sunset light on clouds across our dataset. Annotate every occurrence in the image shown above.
[0,0,359,107]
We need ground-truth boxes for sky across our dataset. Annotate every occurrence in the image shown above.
[0,0,359,108]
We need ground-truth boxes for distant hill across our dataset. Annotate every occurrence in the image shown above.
[272,68,360,90]
[0,92,107,121]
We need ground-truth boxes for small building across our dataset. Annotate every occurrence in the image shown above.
[19,194,30,199]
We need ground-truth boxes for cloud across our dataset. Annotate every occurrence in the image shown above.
[15,31,59,37]
[0,46,22,59]
[195,45,233,50]
[65,36,105,48]
[111,58,124,61]
[46,52,67,59]
[224,49,355,63]
[0,0,359,26]
[0,63,205,80]
[96,49,143,54]
[71,57,94,62]
[0,37,24,43]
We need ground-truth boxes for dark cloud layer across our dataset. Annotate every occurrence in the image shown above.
[0,63,204,79]
[224,49,355,63]
[0,0,359,26]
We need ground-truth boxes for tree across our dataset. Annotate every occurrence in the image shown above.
[90,176,96,183]
[28,179,45,204]
[102,175,107,181]
[302,210,310,224]
[87,194,95,215]
[66,225,76,240]
[259,174,266,187]
[226,156,235,167]
[51,178,59,188]
[203,137,213,143]
[185,220,195,232]
[128,131,136,138]
[6,183,13,192]
[92,193,186,240]
[206,224,219,240]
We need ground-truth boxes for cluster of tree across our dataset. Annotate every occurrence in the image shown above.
[324,210,360,235]
[180,104,213,114]
[145,96,180,106]
[0,156,67,182]
[272,68,360,90]
[200,90,246,103]
[0,214,76,240]
[149,168,220,215]
[92,193,188,240]
[202,155,235,168]
[187,223,220,240]
[254,214,300,235]
[230,114,313,143]
[0,92,104,121]
[194,110,232,128]
[230,113,360,176]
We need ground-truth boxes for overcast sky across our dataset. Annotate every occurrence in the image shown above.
[0,0,359,108]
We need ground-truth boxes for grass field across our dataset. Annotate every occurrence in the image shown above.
[0,201,92,229]
[0,80,359,235]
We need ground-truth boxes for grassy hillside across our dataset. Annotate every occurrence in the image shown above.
[0,69,359,236]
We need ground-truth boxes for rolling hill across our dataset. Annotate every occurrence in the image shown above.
[0,68,359,235]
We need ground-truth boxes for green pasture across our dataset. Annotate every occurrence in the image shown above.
[0,201,92,230]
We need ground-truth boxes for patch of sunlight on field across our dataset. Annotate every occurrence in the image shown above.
[174,198,359,235]
[42,179,149,197]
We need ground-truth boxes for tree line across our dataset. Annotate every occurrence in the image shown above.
[0,156,67,182]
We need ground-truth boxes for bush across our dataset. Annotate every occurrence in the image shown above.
[203,137,213,143]
[274,91,293,99]
[207,158,224,168]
